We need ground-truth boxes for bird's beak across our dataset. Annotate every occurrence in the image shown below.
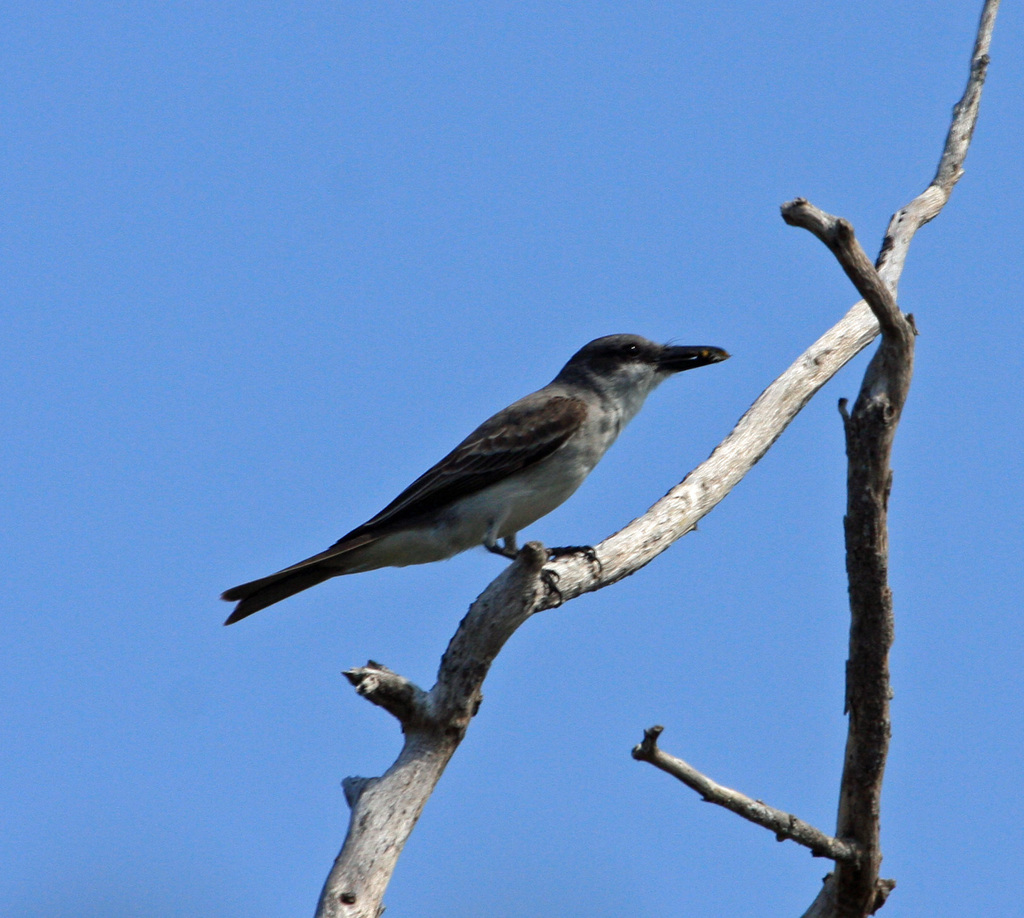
[657,345,731,373]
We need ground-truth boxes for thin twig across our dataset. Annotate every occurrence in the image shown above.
[632,727,861,864]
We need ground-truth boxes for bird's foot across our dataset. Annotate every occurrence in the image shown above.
[546,544,602,572]
[541,567,564,606]
[485,536,520,560]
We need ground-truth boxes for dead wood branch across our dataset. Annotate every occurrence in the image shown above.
[631,4,997,915]
[632,726,861,863]
[315,4,999,916]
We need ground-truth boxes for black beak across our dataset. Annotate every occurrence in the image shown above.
[657,345,731,373]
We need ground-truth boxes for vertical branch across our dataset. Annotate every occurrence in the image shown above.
[833,240,913,918]
[831,222,916,918]
[831,302,912,917]
[831,350,906,916]
[781,5,999,906]
[769,200,916,917]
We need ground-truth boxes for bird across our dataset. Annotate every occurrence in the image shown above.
[222,334,729,624]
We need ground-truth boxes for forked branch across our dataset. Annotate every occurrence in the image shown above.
[794,205,912,917]
[633,5,997,916]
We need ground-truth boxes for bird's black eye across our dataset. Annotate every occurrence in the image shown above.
[623,343,640,357]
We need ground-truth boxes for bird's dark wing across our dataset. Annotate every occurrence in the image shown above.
[221,394,587,624]
[345,393,588,537]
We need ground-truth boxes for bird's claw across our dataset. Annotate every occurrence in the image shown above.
[546,544,602,572]
[540,545,602,605]
[541,567,563,606]
[485,539,519,560]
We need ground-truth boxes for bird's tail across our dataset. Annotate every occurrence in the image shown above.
[221,563,337,625]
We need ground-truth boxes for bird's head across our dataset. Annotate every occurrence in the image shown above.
[556,334,729,402]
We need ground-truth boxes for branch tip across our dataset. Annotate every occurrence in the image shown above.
[632,725,665,761]
[344,663,428,724]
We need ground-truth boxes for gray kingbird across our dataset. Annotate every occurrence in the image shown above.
[222,334,728,623]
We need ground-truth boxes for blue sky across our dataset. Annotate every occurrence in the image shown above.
[2,2,1021,916]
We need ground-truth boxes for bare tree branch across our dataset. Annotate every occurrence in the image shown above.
[632,726,861,864]
[784,209,913,917]
[780,202,906,339]
[630,5,997,916]
[343,661,429,726]
[316,544,550,918]
[875,0,999,294]
[794,2,1002,908]
[532,0,998,607]
[314,4,1000,915]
